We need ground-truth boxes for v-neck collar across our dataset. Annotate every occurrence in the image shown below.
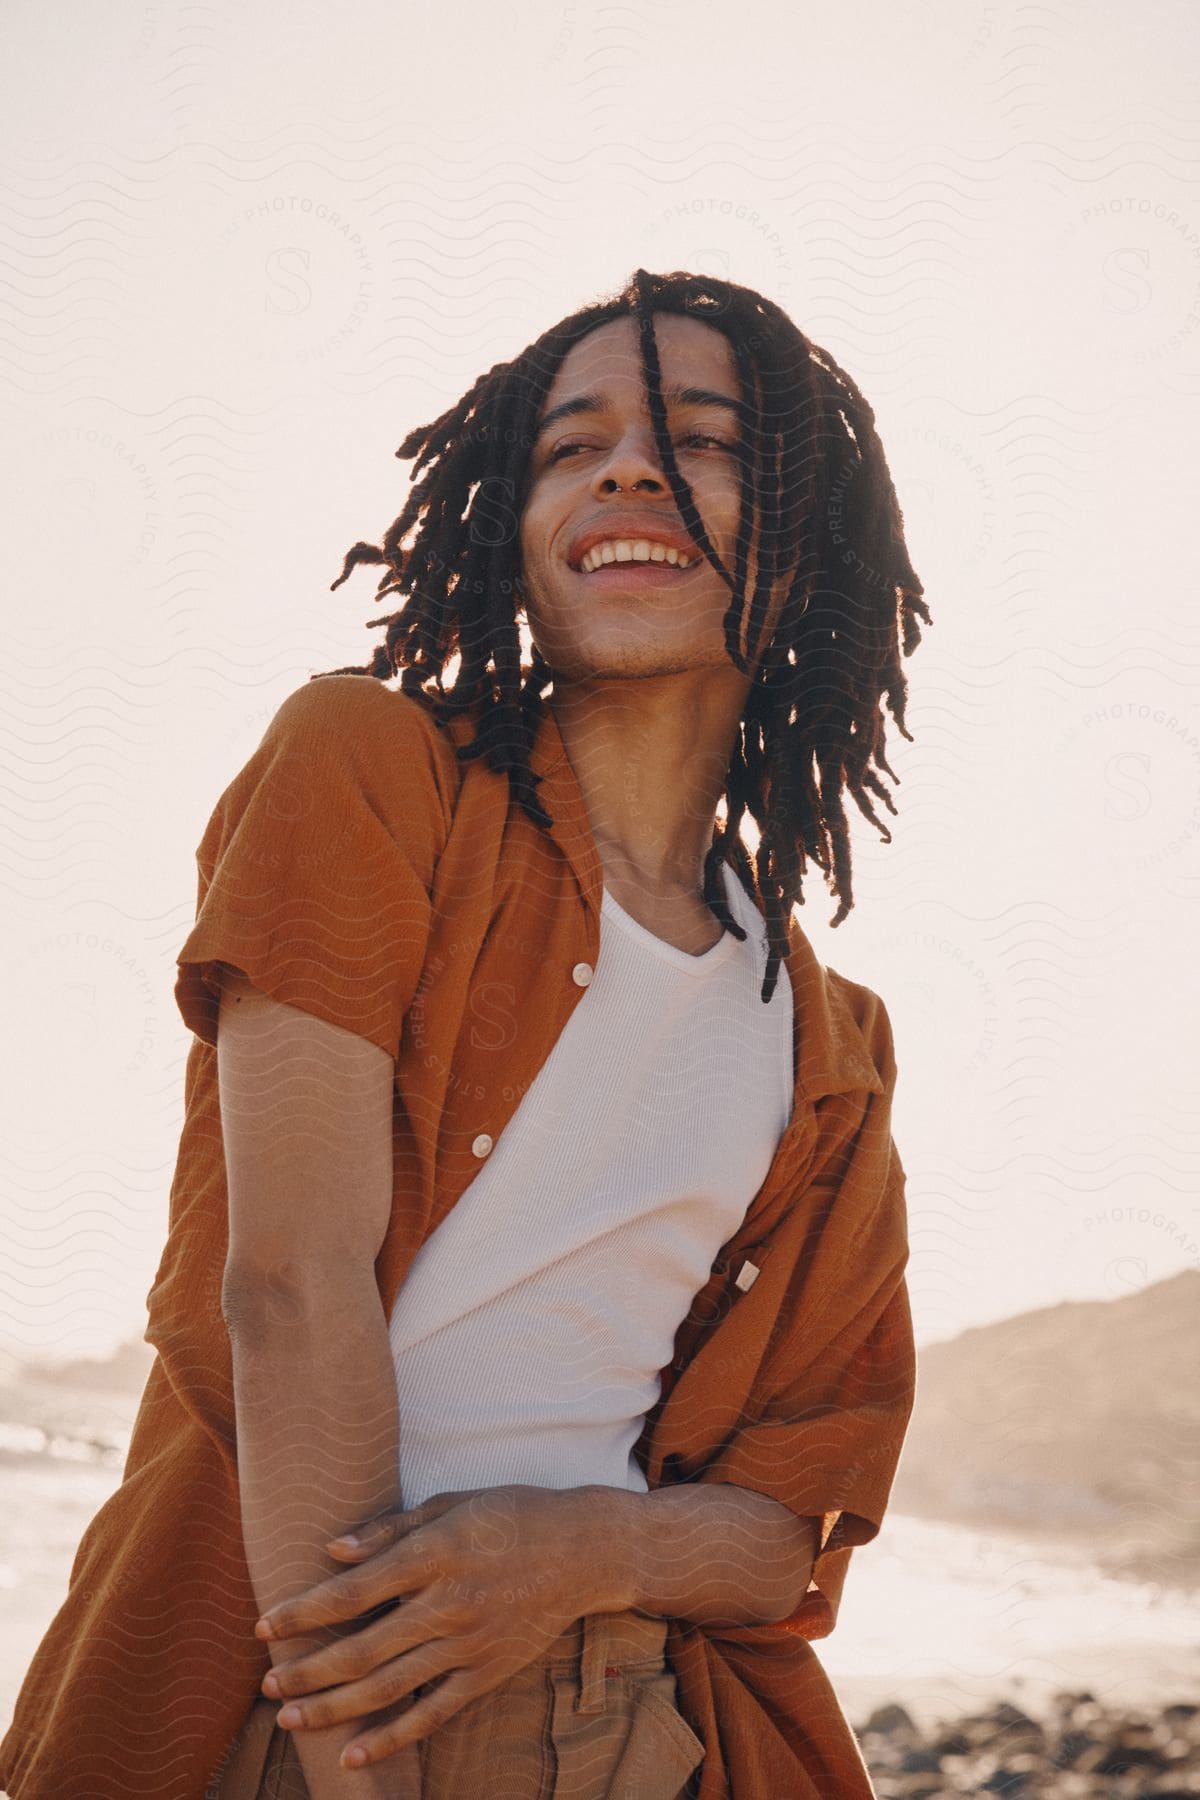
[525,694,886,1107]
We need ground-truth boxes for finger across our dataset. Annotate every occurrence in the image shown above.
[259,1498,484,1638]
[256,1556,422,1640]
[323,1512,408,1555]
[340,1670,483,1766]
[325,1515,404,1555]
[319,1502,445,1565]
[279,1644,462,1734]
[324,1488,491,1558]
[263,1608,417,1702]
[325,1538,374,1559]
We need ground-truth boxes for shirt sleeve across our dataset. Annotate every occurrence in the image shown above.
[693,985,916,1640]
[174,675,455,1058]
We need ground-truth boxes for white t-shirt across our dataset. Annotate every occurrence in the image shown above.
[387,859,795,1507]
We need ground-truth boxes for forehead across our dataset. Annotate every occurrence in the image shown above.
[540,312,740,411]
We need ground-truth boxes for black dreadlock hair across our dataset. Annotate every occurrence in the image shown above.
[313,268,931,1004]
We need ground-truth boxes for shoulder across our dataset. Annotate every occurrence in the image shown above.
[784,910,900,1101]
[263,674,464,820]
[823,965,900,1094]
[267,675,458,769]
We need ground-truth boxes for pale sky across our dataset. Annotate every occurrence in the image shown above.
[2,0,1198,1364]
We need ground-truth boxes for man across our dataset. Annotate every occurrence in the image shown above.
[0,269,928,1799]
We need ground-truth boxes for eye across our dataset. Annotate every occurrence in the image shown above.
[678,432,739,452]
[545,440,594,463]
[546,432,738,464]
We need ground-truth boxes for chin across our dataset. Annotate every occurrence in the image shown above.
[533,613,726,676]
[557,649,718,684]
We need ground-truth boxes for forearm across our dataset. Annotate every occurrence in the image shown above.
[224,1270,410,1799]
[591,1482,822,1629]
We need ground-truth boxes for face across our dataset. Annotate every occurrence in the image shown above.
[518,312,784,684]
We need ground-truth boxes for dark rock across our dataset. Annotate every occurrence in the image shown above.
[969,1706,1046,1756]
[978,1768,1030,1796]
[1083,1741,1169,1775]
[897,1748,942,1774]
[1050,1726,1094,1766]
[990,1704,1038,1727]
[860,1686,1200,1800]
[863,1702,918,1736]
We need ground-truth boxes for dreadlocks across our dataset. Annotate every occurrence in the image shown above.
[313,268,931,1004]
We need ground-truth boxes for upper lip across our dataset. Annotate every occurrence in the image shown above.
[566,514,701,571]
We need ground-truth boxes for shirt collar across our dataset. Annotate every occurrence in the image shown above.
[527,696,886,1104]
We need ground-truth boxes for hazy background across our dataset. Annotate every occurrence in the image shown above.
[3,0,1200,1767]
[3,0,1197,1369]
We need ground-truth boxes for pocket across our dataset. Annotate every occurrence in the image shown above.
[617,1668,707,1794]
[549,1666,706,1800]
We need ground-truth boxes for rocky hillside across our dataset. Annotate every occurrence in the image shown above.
[890,1270,1200,1587]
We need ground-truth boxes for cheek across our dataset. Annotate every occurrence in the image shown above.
[518,498,570,608]
[714,476,745,535]
[518,501,551,581]
[516,530,557,637]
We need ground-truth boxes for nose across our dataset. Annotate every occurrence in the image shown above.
[590,426,667,497]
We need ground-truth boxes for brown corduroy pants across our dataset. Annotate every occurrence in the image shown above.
[213,1608,706,1799]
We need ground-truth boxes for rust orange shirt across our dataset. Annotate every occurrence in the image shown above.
[0,673,916,1800]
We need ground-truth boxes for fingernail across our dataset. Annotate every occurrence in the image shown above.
[330,1532,360,1547]
[343,1745,367,1767]
[262,1672,281,1697]
[277,1706,303,1728]
[255,1618,275,1639]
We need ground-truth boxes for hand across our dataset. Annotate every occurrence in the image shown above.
[252,1484,632,1774]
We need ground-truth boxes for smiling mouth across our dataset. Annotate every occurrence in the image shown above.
[575,538,698,573]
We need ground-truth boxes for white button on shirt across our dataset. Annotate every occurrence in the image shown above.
[471,1133,493,1158]
[571,961,594,987]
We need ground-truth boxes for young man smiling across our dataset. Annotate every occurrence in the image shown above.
[518,313,784,958]
[0,271,928,1800]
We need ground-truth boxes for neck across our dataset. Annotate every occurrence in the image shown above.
[547,670,749,900]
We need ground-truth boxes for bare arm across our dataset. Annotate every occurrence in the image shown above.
[595,1483,823,1626]
[217,965,419,1800]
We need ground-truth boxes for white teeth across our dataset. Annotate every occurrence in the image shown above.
[579,539,694,572]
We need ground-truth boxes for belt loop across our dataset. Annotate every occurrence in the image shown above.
[575,1612,610,1714]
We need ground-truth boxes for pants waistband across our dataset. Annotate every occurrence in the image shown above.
[541,1610,670,1711]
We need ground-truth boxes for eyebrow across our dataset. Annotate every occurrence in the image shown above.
[533,384,745,441]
